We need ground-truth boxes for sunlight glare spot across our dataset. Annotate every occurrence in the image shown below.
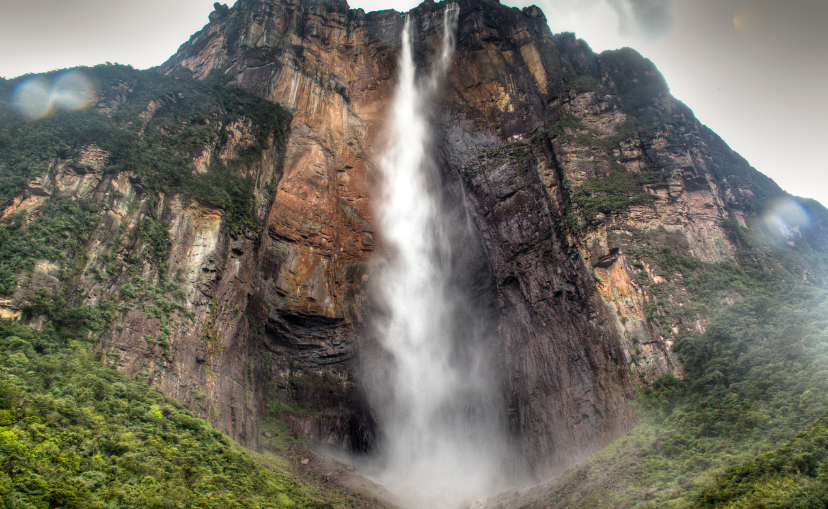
[52,70,96,111]
[10,70,95,120]
[10,76,54,119]
[734,1,771,36]
[763,198,811,245]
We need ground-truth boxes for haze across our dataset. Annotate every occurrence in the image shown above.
[0,0,825,206]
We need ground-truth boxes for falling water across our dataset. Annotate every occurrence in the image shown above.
[368,5,509,507]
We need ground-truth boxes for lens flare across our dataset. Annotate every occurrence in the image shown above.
[52,70,95,111]
[10,76,54,119]
[762,197,811,245]
[9,70,95,120]
[734,1,771,36]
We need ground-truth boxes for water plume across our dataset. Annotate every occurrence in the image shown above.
[366,5,510,507]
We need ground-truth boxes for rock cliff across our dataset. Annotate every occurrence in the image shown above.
[3,0,827,483]
[159,0,644,474]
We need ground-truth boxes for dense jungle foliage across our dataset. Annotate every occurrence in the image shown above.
[0,319,334,509]
[693,408,828,508]
[633,281,828,506]
[630,220,828,505]
[531,232,828,508]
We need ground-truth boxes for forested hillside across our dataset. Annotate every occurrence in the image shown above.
[0,319,375,509]
[514,262,828,508]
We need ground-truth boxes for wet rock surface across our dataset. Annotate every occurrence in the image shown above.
[161,0,642,474]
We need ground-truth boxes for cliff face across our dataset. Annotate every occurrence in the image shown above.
[160,0,645,472]
[3,0,827,482]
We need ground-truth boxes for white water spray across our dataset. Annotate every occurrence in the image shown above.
[368,5,509,507]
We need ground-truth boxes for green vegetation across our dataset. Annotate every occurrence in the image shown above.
[138,217,170,262]
[1,64,290,235]
[0,195,189,347]
[21,292,118,345]
[0,197,124,342]
[480,141,531,162]
[599,48,669,116]
[631,283,828,504]
[632,246,828,502]
[0,319,338,509]
[267,401,320,417]
[591,48,695,164]
[693,409,828,508]
[198,159,265,235]
[574,171,654,219]
[201,297,222,363]
[565,75,604,94]
[0,199,100,295]
[549,111,584,136]
[536,107,663,225]
[0,63,291,368]
[637,246,776,316]
[532,237,828,509]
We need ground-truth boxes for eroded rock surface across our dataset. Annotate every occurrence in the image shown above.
[162,0,640,475]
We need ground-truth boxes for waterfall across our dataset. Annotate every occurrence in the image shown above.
[367,5,509,507]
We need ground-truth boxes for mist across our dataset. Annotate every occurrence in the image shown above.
[361,5,513,508]
[607,0,674,40]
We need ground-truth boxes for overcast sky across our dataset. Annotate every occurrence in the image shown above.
[1,0,825,206]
